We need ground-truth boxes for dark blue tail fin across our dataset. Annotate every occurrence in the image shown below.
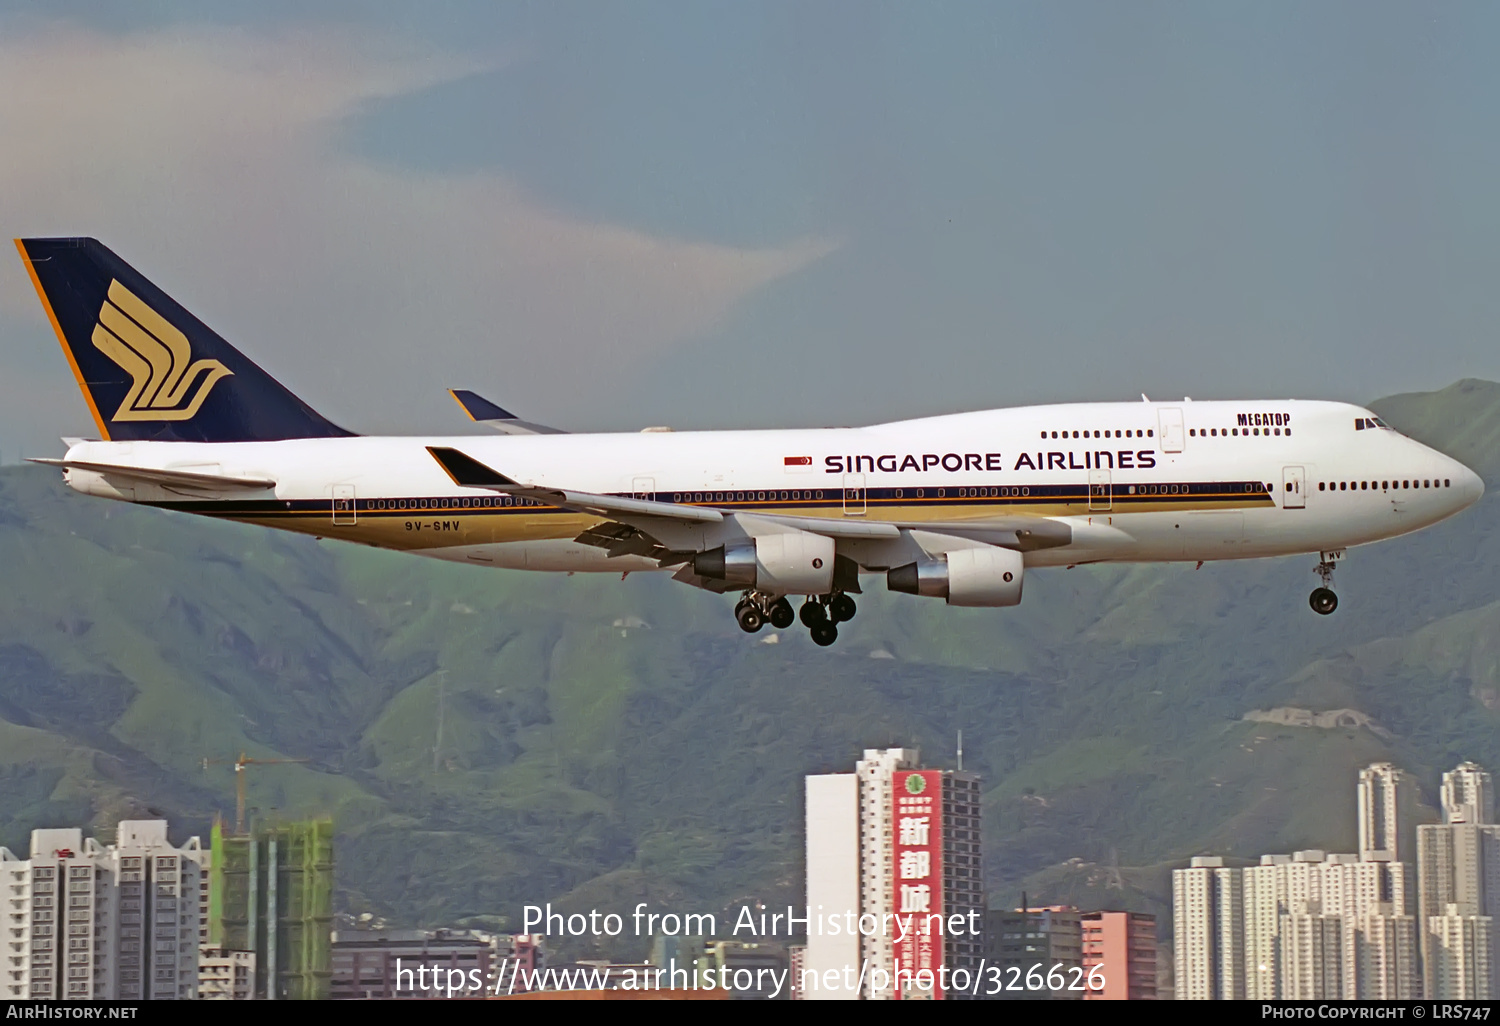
[16,237,353,442]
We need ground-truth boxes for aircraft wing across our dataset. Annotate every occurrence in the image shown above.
[426,446,720,524]
[428,445,730,566]
[448,390,566,435]
[424,447,1067,578]
[427,446,906,563]
[427,445,905,529]
[29,458,276,492]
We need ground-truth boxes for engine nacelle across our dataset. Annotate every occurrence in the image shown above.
[694,532,836,594]
[887,546,1024,607]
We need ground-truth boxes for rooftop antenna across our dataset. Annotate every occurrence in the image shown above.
[956,730,963,772]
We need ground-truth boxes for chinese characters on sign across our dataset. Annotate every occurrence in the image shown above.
[892,769,943,1000]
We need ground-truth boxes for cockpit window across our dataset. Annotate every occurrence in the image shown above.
[1354,417,1391,431]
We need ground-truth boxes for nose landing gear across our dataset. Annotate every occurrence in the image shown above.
[1309,552,1341,615]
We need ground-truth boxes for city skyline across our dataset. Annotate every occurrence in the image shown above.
[1173,758,1500,1000]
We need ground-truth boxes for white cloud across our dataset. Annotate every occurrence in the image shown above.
[0,24,835,435]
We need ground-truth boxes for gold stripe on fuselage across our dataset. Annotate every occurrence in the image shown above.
[195,492,1273,552]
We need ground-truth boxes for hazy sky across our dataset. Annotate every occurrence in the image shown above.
[2,2,1496,458]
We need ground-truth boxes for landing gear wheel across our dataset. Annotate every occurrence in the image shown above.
[737,603,766,633]
[1309,587,1338,616]
[799,600,826,628]
[829,593,857,623]
[768,598,795,629]
[810,622,839,647]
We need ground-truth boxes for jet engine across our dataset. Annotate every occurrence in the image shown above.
[887,545,1024,606]
[694,532,836,594]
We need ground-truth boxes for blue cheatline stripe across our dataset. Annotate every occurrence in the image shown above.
[145,480,1274,518]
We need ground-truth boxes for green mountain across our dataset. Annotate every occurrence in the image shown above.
[1,379,1496,957]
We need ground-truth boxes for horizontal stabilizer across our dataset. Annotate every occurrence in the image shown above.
[29,458,275,491]
[448,389,566,434]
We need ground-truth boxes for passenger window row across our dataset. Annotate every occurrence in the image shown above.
[1318,479,1451,492]
[367,496,541,509]
[1189,427,1290,438]
[1040,429,1153,439]
[677,490,827,503]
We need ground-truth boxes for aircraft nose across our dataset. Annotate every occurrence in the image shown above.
[1452,459,1484,509]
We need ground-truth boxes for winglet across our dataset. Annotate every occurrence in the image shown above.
[426,446,519,488]
[446,389,566,434]
[449,389,516,422]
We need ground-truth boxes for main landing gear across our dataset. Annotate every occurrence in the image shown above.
[735,593,792,633]
[1309,552,1340,616]
[736,591,857,645]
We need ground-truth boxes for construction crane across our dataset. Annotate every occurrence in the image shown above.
[201,751,309,835]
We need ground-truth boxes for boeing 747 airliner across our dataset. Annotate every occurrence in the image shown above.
[15,238,1484,645]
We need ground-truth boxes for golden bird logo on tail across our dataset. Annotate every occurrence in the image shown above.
[91,280,232,421]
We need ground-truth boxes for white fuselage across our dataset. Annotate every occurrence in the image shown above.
[56,398,1484,579]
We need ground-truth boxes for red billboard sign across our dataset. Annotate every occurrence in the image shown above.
[892,769,943,1000]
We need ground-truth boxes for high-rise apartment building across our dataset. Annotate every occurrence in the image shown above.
[803,769,862,999]
[1442,763,1494,826]
[198,947,255,1000]
[1174,856,1244,1000]
[1184,851,1415,1000]
[1358,763,1407,863]
[803,747,983,1000]
[208,818,333,1000]
[1242,857,1281,999]
[856,747,917,999]
[1417,762,1500,999]
[1279,909,1344,998]
[1346,910,1420,999]
[984,906,1082,1000]
[0,820,207,1000]
[1173,762,1420,1000]
[1427,907,1493,999]
[1081,911,1157,1000]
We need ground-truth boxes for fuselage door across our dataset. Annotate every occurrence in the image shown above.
[1159,408,1185,453]
[843,472,867,516]
[332,483,356,525]
[1282,466,1305,509]
[1088,468,1112,511]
